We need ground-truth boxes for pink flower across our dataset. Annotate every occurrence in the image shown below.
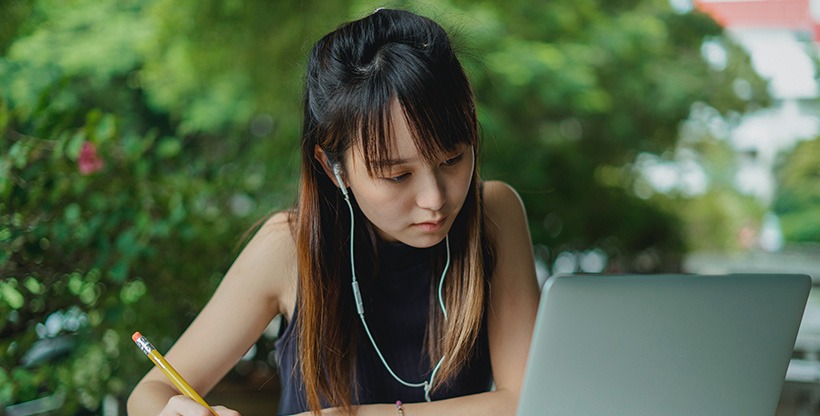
[78,141,104,175]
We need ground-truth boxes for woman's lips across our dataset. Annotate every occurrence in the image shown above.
[414,217,446,232]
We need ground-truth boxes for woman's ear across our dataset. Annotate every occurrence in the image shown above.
[314,145,344,189]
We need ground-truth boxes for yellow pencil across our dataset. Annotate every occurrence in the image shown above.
[132,331,218,416]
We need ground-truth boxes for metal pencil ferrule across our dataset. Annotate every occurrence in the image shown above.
[134,336,155,355]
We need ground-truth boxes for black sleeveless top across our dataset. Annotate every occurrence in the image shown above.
[274,240,493,415]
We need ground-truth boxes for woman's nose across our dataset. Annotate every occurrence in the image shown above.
[416,172,446,211]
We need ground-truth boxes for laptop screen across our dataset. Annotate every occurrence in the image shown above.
[516,273,810,416]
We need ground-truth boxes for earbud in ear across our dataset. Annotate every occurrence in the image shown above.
[332,163,348,197]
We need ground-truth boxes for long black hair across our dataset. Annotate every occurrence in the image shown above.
[294,9,491,414]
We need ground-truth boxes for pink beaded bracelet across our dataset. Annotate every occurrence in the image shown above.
[395,400,405,415]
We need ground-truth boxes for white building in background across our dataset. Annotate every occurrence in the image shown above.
[696,0,820,205]
[684,6,820,399]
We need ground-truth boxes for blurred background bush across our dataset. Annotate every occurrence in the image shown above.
[1,0,817,414]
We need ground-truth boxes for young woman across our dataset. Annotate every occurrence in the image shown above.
[127,8,540,416]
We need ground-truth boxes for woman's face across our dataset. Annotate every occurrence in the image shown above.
[342,111,474,248]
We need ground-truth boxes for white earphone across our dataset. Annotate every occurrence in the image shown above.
[330,161,449,402]
[332,163,348,198]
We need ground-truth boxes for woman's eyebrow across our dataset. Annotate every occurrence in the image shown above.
[374,157,412,169]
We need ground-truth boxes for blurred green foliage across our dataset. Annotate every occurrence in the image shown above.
[1,0,773,412]
[442,0,770,261]
[773,136,820,242]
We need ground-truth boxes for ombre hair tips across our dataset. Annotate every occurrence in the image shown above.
[292,9,493,415]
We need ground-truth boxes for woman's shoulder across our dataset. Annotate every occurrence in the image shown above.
[258,210,296,238]
[481,180,527,221]
[229,210,298,314]
[245,211,297,257]
[481,180,530,247]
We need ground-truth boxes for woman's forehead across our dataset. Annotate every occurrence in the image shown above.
[349,110,417,166]
[348,96,471,175]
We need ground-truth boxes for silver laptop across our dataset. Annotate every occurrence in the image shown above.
[516,273,811,416]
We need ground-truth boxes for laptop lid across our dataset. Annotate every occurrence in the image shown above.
[516,273,811,416]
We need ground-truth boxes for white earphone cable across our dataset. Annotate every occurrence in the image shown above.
[340,184,448,402]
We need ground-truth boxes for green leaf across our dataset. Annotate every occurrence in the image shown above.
[156,136,181,159]
[0,281,24,310]
[66,130,86,161]
[64,203,81,223]
[24,277,43,294]
[95,113,117,142]
[120,280,146,304]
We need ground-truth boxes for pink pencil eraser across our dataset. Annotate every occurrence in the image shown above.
[132,331,142,342]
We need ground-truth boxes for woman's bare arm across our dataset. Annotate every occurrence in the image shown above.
[127,213,297,415]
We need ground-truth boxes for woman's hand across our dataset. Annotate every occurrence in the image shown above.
[157,395,241,416]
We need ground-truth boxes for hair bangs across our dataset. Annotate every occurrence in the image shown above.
[351,47,477,177]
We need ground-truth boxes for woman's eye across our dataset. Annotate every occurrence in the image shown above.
[442,153,464,166]
[384,173,410,183]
